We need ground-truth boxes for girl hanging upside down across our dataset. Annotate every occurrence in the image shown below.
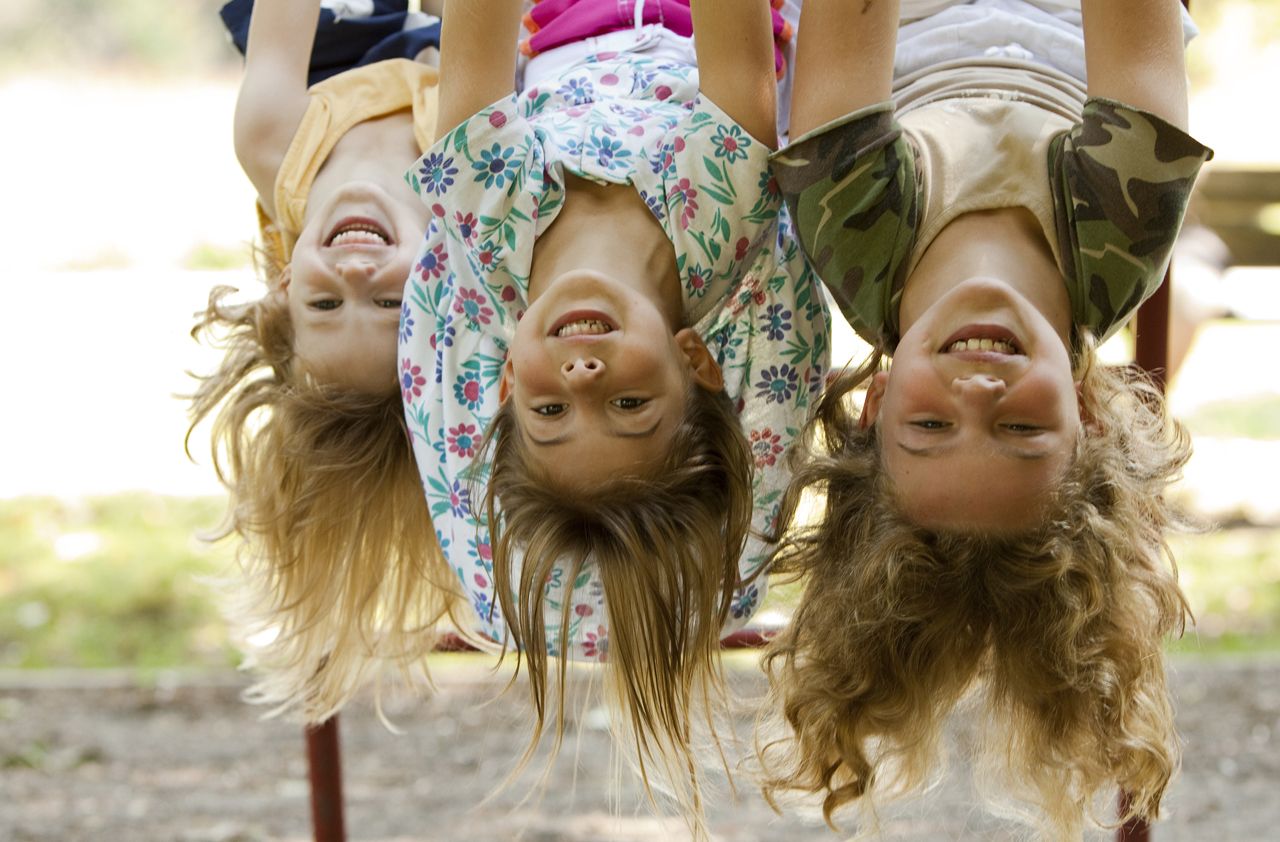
[759,0,1211,835]
[188,0,463,723]
[399,0,827,825]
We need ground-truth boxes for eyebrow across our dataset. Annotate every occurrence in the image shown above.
[528,420,662,447]
[896,441,1049,461]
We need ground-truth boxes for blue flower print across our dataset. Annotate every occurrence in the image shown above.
[712,124,751,164]
[398,302,414,343]
[440,311,457,348]
[468,534,493,573]
[418,152,458,196]
[758,168,780,201]
[473,143,516,190]
[761,304,793,341]
[730,584,760,620]
[755,364,799,405]
[471,240,503,274]
[589,135,631,171]
[556,76,594,105]
[472,589,494,622]
[639,189,665,222]
[448,479,472,518]
[453,371,484,410]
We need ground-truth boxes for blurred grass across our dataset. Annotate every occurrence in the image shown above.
[0,495,239,669]
[758,526,1280,658]
[1183,395,1280,440]
[1,494,1276,669]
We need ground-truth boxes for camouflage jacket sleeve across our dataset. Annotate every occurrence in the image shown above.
[770,103,919,349]
[1049,98,1214,342]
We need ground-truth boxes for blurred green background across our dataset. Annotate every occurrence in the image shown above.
[1,0,1278,672]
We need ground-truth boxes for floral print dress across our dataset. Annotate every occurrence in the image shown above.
[400,53,829,660]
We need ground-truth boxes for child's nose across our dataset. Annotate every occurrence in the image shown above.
[561,356,605,383]
[335,255,377,281]
[952,373,1006,400]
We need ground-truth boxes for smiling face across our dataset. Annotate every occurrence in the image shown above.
[501,271,722,491]
[283,183,427,393]
[863,277,1082,531]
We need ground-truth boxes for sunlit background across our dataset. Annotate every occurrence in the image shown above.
[1,0,1278,671]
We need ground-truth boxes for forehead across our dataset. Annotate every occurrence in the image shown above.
[883,442,1070,531]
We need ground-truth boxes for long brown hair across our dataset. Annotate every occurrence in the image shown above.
[758,346,1192,836]
[188,278,462,722]
[482,383,754,828]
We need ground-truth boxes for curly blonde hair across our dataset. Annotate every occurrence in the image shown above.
[482,383,754,827]
[758,346,1192,836]
[187,276,462,723]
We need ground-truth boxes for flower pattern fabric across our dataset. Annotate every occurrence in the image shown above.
[400,54,829,660]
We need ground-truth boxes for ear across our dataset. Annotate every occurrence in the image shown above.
[859,371,889,430]
[674,328,724,392]
[499,358,513,403]
[276,265,292,295]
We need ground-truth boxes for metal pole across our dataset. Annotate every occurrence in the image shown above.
[306,717,346,842]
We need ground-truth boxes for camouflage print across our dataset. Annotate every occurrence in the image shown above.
[1050,99,1214,341]
[772,98,1212,348]
[771,104,919,349]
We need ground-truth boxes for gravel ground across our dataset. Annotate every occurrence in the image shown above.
[2,655,1278,842]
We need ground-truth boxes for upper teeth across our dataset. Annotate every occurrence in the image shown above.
[947,337,1017,354]
[330,225,389,246]
[557,319,612,337]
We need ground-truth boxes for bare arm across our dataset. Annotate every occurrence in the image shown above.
[788,0,899,139]
[436,0,523,137]
[233,0,322,213]
[1081,0,1188,129]
[689,0,779,147]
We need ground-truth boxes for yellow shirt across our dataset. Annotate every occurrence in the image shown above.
[258,59,439,264]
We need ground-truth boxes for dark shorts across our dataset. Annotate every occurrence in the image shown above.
[220,0,442,87]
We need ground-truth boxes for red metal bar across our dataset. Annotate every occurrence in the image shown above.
[1118,791,1152,842]
[306,717,345,842]
[1133,267,1173,392]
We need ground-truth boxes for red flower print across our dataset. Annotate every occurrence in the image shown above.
[488,110,507,129]
[750,427,784,468]
[454,211,477,245]
[474,572,489,589]
[447,423,481,458]
[583,626,608,661]
[400,358,426,402]
[574,603,593,618]
[735,237,750,261]
[455,288,495,327]
[418,243,448,279]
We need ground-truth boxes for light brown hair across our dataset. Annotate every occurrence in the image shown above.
[482,383,754,825]
[758,345,1192,836]
[187,275,461,723]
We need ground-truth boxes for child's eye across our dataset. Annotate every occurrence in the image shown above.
[612,397,649,410]
[377,298,402,309]
[1002,423,1042,434]
[310,299,341,311]
[533,404,566,417]
[910,419,949,430]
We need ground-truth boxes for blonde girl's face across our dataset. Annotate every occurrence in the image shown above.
[861,277,1083,531]
[501,270,722,491]
[283,182,427,393]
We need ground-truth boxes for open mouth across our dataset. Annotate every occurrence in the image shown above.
[940,324,1023,356]
[549,310,617,338]
[325,217,393,247]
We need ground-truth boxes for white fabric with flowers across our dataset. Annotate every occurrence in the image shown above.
[399,52,829,660]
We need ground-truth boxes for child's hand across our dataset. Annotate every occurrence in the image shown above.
[522,0,792,79]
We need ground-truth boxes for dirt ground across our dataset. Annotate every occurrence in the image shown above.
[2,655,1278,842]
